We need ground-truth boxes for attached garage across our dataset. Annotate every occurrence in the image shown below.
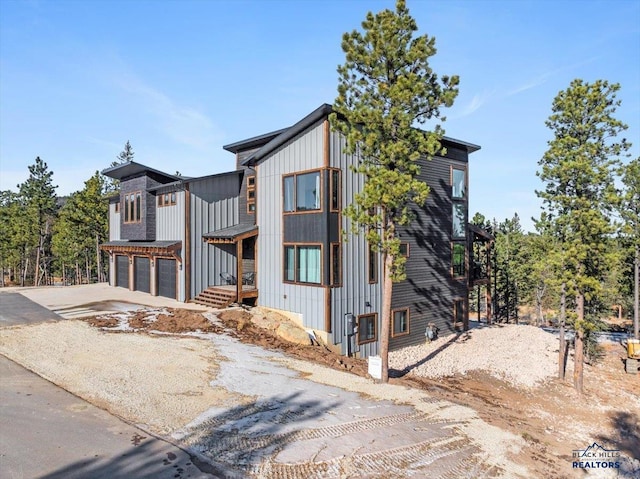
[157,258,177,299]
[116,255,129,288]
[134,257,151,293]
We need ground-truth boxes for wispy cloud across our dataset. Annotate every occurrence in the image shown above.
[452,89,496,119]
[507,57,599,97]
[99,55,223,151]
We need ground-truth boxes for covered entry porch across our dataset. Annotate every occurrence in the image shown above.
[200,224,258,307]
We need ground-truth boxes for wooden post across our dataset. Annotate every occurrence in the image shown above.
[237,239,243,303]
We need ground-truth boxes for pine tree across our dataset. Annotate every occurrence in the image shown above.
[619,157,640,339]
[115,140,134,164]
[17,157,58,286]
[537,79,630,393]
[330,0,459,382]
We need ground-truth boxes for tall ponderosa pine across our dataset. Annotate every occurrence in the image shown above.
[18,157,58,286]
[537,79,630,394]
[330,0,459,382]
[619,157,640,339]
[115,140,134,164]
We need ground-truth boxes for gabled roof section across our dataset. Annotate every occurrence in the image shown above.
[223,128,290,154]
[101,161,182,183]
[241,104,333,167]
[239,103,480,167]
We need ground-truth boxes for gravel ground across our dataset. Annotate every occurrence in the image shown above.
[389,323,572,388]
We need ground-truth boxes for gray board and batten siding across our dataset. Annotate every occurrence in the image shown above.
[255,119,329,331]
[188,172,241,299]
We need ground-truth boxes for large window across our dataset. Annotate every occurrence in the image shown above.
[357,313,377,345]
[124,192,142,223]
[283,171,321,213]
[392,308,410,337]
[452,242,466,277]
[452,168,466,199]
[283,244,321,284]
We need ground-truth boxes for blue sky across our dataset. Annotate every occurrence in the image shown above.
[1,0,638,231]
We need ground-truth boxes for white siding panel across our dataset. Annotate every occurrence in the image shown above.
[156,191,184,241]
[109,204,120,241]
[256,120,327,329]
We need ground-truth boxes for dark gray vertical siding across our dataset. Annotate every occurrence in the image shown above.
[390,155,469,351]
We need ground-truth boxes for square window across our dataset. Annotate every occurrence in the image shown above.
[399,242,410,257]
[357,314,377,344]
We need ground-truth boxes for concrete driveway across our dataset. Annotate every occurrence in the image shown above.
[0,285,525,478]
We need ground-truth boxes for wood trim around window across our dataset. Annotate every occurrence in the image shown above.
[247,175,256,215]
[330,242,342,287]
[368,243,378,284]
[123,191,142,223]
[282,168,324,215]
[391,307,410,338]
[282,242,324,286]
[329,168,341,212]
[399,242,410,258]
[157,192,177,207]
[357,313,378,345]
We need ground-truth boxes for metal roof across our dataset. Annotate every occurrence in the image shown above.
[101,161,182,182]
[203,224,258,242]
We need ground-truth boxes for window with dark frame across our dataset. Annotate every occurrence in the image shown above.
[330,169,341,212]
[452,168,466,199]
[399,242,410,257]
[452,242,466,277]
[368,243,378,283]
[392,308,409,337]
[283,244,321,284]
[330,243,341,286]
[247,175,256,214]
[454,299,465,329]
[452,166,467,239]
[357,313,377,344]
[283,170,321,213]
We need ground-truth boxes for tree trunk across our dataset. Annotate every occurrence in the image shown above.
[380,251,393,383]
[558,283,566,380]
[96,233,101,283]
[574,293,585,395]
[634,245,639,340]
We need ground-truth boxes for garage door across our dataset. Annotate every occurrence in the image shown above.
[134,257,150,293]
[157,258,176,299]
[116,255,129,288]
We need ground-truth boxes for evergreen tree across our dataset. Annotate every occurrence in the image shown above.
[17,157,58,286]
[619,157,640,339]
[537,79,630,393]
[115,140,134,164]
[330,0,459,382]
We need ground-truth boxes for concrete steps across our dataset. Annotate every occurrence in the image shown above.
[192,287,237,309]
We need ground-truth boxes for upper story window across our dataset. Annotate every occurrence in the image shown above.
[123,192,142,223]
[158,192,176,207]
[452,168,466,199]
[368,243,378,283]
[330,169,341,212]
[452,242,466,277]
[453,203,466,239]
[283,170,321,213]
[247,175,256,214]
[283,244,322,285]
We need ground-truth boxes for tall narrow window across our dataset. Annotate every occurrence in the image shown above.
[135,192,141,221]
[124,191,142,223]
[357,313,377,344]
[452,242,466,277]
[454,299,465,330]
[284,246,295,282]
[453,203,466,239]
[330,169,341,212]
[452,168,466,199]
[283,176,294,212]
[115,202,120,213]
[330,243,341,286]
[247,175,256,214]
[368,243,378,283]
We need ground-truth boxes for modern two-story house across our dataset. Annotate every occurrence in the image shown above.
[101,104,491,357]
